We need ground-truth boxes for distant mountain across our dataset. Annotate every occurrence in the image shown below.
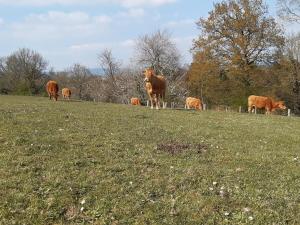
[89,68,104,76]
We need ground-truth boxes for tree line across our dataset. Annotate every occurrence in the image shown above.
[1,0,300,113]
[0,30,187,105]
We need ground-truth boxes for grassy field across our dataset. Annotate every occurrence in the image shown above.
[0,95,299,225]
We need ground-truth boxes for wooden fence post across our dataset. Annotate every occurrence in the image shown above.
[203,104,207,111]
[239,106,242,113]
[288,109,291,117]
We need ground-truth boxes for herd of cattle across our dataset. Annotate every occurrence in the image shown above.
[46,68,287,115]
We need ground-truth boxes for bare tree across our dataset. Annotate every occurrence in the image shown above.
[134,30,187,105]
[98,49,122,103]
[278,0,300,22]
[68,64,92,100]
[0,48,48,94]
[85,76,106,102]
[134,30,181,78]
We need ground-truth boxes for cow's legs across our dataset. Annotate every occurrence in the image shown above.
[248,106,251,113]
[249,106,256,113]
[156,95,160,110]
[150,95,154,109]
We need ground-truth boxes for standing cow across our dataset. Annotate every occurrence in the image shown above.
[62,88,72,100]
[143,68,167,110]
[46,80,59,101]
[248,95,286,115]
[185,97,202,110]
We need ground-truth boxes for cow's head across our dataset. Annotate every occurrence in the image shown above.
[143,68,155,83]
[276,101,287,110]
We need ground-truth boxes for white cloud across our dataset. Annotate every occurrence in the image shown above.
[10,11,112,41]
[25,11,90,25]
[0,18,4,26]
[67,39,137,68]
[120,0,176,8]
[94,15,112,24]
[172,35,196,46]
[0,0,176,7]
[120,39,135,47]
[118,8,145,18]
[70,43,106,50]
[70,39,136,51]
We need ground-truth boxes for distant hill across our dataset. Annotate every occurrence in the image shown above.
[89,68,104,76]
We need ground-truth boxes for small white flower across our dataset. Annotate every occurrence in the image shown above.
[213,182,217,186]
[80,199,86,205]
[219,190,225,197]
[248,216,254,221]
[80,207,84,212]
[293,157,298,161]
[209,187,214,191]
[243,207,251,212]
[31,143,34,146]
[224,212,230,216]
[129,181,133,185]
[220,186,225,190]
[58,128,64,131]
[236,167,242,172]
[170,166,174,169]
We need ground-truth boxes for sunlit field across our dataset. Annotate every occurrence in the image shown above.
[0,95,299,224]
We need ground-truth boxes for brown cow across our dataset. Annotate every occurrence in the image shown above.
[248,95,286,115]
[46,80,59,101]
[143,68,167,110]
[131,97,141,106]
[62,88,71,100]
[185,97,202,110]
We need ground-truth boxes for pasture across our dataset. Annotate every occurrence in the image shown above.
[0,95,299,224]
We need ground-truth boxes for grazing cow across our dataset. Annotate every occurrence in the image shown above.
[248,95,286,115]
[46,80,59,101]
[62,88,71,100]
[143,68,167,110]
[131,97,141,106]
[185,97,202,110]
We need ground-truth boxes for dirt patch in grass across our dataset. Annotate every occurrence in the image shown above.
[157,141,208,155]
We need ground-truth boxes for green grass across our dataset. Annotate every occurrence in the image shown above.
[0,95,299,225]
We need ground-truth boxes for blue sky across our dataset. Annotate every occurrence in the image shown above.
[0,0,299,70]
